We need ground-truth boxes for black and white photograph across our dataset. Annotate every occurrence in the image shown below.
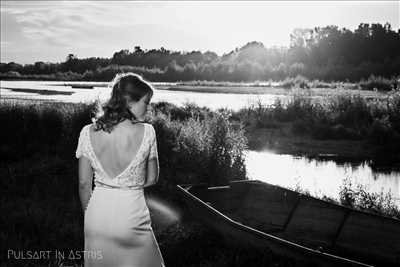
[1,0,399,266]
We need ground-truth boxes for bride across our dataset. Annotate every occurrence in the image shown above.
[75,72,165,267]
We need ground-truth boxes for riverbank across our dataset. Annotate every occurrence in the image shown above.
[233,92,400,168]
[163,85,390,97]
[247,124,375,162]
[246,123,400,170]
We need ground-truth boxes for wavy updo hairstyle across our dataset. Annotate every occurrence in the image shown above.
[93,72,154,133]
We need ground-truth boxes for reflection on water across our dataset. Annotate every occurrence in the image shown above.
[245,150,400,206]
[0,80,289,111]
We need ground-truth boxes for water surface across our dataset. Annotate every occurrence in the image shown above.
[0,80,288,111]
[245,150,400,206]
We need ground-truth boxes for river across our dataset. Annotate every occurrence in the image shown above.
[245,150,400,206]
[0,80,288,110]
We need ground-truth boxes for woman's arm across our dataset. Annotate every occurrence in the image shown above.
[143,125,159,187]
[143,157,159,187]
[78,156,93,213]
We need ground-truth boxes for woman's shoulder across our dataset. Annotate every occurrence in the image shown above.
[80,123,94,133]
[143,122,154,128]
[76,123,94,159]
[77,123,95,139]
[143,122,156,135]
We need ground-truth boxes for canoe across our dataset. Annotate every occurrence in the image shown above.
[176,180,400,267]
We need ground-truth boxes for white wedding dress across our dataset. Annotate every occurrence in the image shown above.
[75,122,165,267]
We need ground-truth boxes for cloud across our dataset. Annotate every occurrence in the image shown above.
[1,1,398,64]
[1,1,201,63]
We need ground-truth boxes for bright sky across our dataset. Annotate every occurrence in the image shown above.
[1,1,399,64]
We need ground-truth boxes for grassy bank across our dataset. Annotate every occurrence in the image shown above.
[164,78,398,96]
[232,91,400,167]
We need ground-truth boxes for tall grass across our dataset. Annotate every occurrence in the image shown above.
[290,178,400,219]
[234,92,400,149]
[0,100,95,162]
[338,178,400,219]
[359,75,399,91]
[0,99,248,266]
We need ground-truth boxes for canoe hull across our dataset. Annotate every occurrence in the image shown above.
[177,180,400,267]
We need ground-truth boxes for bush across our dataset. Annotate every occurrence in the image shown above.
[359,75,396,91]
[151,109,247,188]
[328,94,372,131]
[280,75,310,89]
[367,116,395,145]
[339,178,400,218]
[291,119,310,135]
[311,124,361,140]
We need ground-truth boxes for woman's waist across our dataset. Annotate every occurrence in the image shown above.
[94,180,144,191]
[90,184,148,210]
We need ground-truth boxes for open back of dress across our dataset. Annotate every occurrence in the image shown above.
[76,122,159,189]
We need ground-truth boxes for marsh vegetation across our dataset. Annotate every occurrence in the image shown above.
[1,94,399,266]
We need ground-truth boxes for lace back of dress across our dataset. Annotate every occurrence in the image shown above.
[87,123,150,187]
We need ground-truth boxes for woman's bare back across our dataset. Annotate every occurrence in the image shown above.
[88,121,146,180]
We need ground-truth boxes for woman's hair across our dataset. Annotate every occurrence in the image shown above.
[93,72,154,133]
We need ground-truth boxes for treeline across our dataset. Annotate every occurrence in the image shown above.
[1,23,399,82]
